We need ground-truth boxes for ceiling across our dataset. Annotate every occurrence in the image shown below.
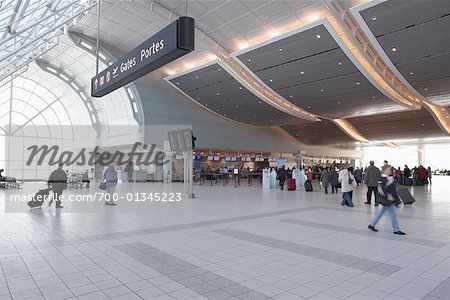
[4,0,450,148]
[360,1,450,106]
[237,24,405,118]
[168,63,305,126]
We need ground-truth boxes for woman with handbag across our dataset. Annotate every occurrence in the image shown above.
[338,167,357,207]
[368,165,405,235]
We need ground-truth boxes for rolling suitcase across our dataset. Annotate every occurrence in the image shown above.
[28,188,52,208]
[397,188,415,205]
[286,178,296,191]
[304,180,313,192]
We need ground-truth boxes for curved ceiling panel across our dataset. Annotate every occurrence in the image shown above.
[282,121,355,146]
[360,1,450,106]
[236,24,405,118]
[167,63,308,126]
[347,108,446,141]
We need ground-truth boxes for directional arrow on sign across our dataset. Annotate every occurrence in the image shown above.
[94,78,98,90]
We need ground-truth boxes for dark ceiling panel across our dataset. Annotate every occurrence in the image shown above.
[237,25,338,72]
[360,1,450,37]
[169,63,307,126]
[236,24,404,119]
[360,2,450,106]
[172,64,233,91]
[282,121,355,145]
[377,15,450,65]
[257,48,356,90]
[347,108,445,140]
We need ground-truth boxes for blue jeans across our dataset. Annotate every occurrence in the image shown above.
[341,192,354,207]
[370,205,400,232]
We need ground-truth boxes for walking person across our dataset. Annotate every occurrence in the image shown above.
[277,166,287,190]
[125,161,134,183]
[104,163,118,206]
[320,167,331,194]
[330,168,339,193]
[368,165,405,235]
[338,167,356,207]
[365,161,381,206]
[48,163,67,208]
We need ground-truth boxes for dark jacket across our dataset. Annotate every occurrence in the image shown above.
[49,169,67,192]
[320,170,330,187]
[365,165,381,187]
[277,168,287,181]
[330,170,338,186]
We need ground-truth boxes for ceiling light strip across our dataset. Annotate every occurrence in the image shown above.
[332,119,370,143]
[422,102,450,135]
[322,0,421,109]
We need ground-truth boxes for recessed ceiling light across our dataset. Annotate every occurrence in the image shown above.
[392,126,395,129]
[422,123,425,126]
[300,71,305,75]
[392,47,397,52]
[236,105,239,108]
[248,59,251,62]
[239,86,242,90]
[216,109,219,112]
[441,108,446,111]
[176,82,179,85]
[289,95,293,98]
[197,97,200,100]
[218,68,221,71]
[195,76,199,79]
[372,16,377,21]
[258,101,262,104]
[270,120,273,122]
[316,34,321,39]
[320,89,324,92]
[424,88,429,91]
[338,62,342,66]
[356,82,360,85]
[372,96,376,99]
[269,79,273,82]
[337,101,341,104]
[409,72,414,75]
[279,48,282,52]
[216,92,220,95]
[205,104,208,106]
[308,106,311,109]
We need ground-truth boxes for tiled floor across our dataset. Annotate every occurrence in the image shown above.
[1,177,450,300]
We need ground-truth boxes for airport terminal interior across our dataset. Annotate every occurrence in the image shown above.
[1,0,450,299]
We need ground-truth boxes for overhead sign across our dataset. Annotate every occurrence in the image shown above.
[168,129,193,151]
[91,17,194,97]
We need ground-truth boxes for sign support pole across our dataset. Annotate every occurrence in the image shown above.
[95,0,100,75]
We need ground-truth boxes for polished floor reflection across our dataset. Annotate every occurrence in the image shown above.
[0,177,449,299]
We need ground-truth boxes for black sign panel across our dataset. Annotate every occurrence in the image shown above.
[91,17,194,97]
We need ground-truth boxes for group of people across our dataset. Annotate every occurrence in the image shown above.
[47,163,118,208]
[275,161,409,235]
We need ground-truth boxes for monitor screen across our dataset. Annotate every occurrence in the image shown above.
[207,155,214,161]
[213,156,220,161]
[231,156,237,161]
[194,155,202,160]
[225,157,231,161]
